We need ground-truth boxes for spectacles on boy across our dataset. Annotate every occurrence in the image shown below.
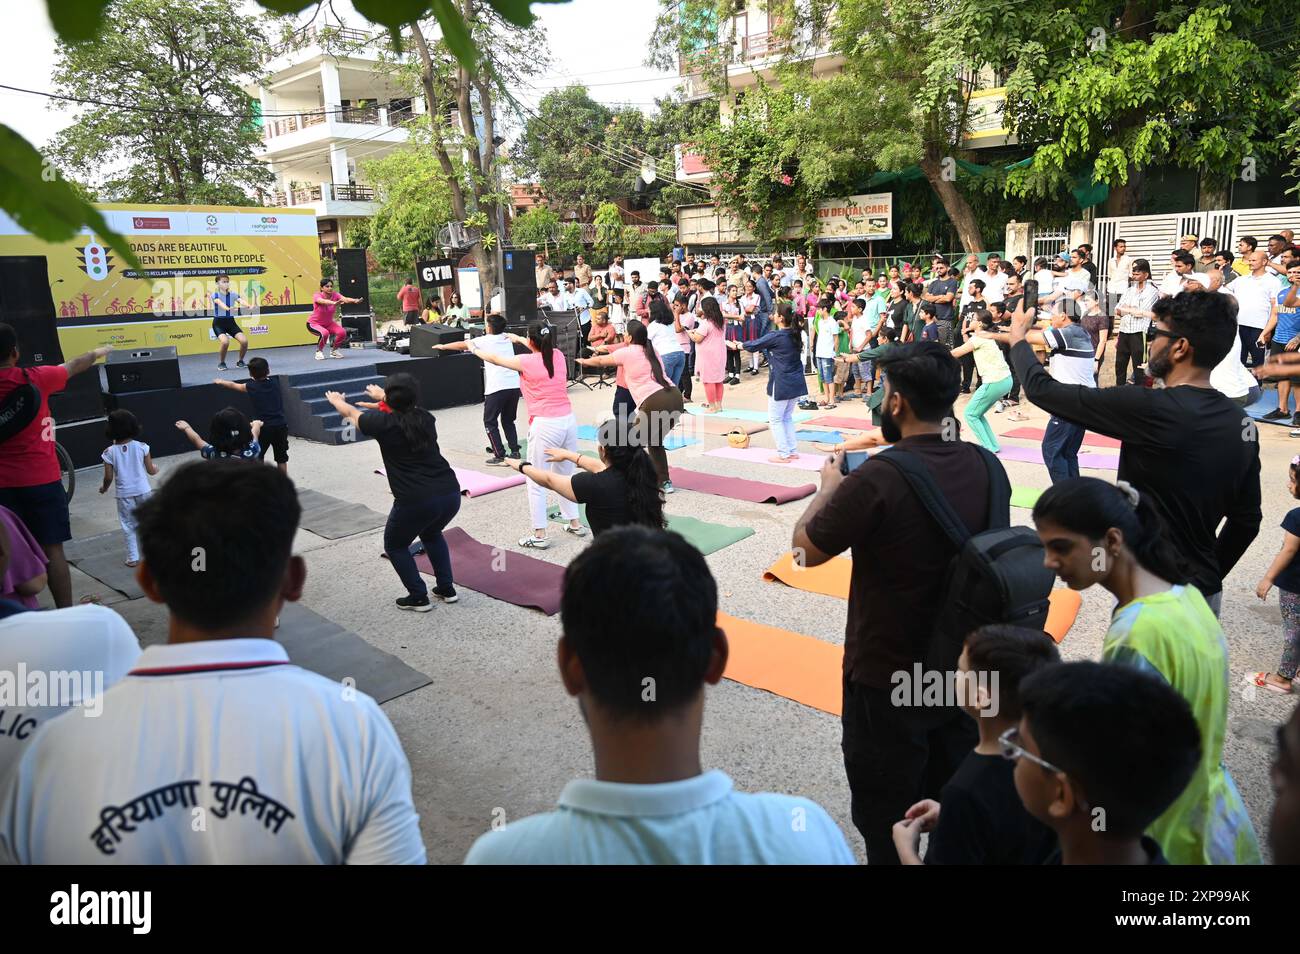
[1145,324,1182,344]
[998,726,1065,775]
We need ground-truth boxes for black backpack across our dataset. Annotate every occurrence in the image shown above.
[876,446,1055,674]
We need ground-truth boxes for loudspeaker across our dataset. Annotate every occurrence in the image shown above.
[409,324,470,358]
[0,255,64,366]
[334,249,370,316]
[105,347,181,394]
[503,286,539,329]
[502,248,535,289]
[49,370,106,424]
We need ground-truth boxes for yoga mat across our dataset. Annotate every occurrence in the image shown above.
[996,445,1119,471]
[574,424,698,450]
[416,527,564,615]
[667,467,815,504]
[796,430,846,444]
[63,531,145,599]
[1011,486,1043,509]
[296,489,388,539]
[547,506,755,555]
[1000,427,1122,449]
[704,446,828,471]
[719,611,842,716]
[763,552,853,599]
[452,467,526,497]
[275,603,432,704]
[1246,387,1296,426]
[679,415,769,437]
[686,406,814,424]
[805,415,876,431]
[764,551,1081,643]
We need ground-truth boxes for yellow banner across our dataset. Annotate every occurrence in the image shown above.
[0,203,322,357]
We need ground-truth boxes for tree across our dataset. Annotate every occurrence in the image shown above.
[507,205,560,252]
[983,0,1298,215]
[592,202,624,261]
[356,128,455,273]
[47,0,272,205]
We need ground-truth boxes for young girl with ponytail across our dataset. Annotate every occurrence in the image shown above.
[465,320,585,549]
[1031,476,1261,865]
[506,416,665,536]
[577,319,685,493]
[326,374,462,612]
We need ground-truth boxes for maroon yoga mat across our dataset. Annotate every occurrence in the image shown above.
[669,467,816,504]
[414,527,564,615]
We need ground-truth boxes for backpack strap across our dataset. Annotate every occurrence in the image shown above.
[875,444,1012,544]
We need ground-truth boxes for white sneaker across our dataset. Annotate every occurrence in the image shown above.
[518,535,550,549]
[314,351,325,360]
[564,524,589,537]
[330,349,344,359]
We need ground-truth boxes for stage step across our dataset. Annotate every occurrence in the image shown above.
[278,363,391,446]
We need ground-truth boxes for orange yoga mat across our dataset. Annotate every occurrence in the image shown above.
[762,552,1081,642]
[718,611,843,716]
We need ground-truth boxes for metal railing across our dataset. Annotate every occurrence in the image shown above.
[265,184,376,207]
[263,104,394,139]
[332,183,375,202]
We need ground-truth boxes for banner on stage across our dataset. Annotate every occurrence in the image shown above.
[416,258,458,290]
[815,193,893,242]
[0,204,322,356]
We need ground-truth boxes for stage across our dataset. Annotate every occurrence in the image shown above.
[55,343,486,469]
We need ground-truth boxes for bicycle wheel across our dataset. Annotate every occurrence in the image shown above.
[55,442,75,503]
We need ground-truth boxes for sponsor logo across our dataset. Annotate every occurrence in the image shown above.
[206,214,218,227]
[167,333,192,341]
[247,325,270,335]
[261,216,277,224]
[131,217,170,230]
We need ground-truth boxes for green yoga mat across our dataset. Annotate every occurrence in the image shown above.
[547,505,755,555]
[1011,486,1043,509]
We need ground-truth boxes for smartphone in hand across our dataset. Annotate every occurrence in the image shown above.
[840,449,871,475]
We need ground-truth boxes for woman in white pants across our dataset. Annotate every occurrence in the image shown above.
[466,320,586,549]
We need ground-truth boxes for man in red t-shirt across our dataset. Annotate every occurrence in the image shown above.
[0,323,111,607]
[397,278,422,326]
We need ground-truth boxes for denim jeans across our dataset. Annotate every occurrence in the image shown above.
[384,490,462,597]
[769,396,798,457]
[1042,415,1085,484]
[661,350,686,389]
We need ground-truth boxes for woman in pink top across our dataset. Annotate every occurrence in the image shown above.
[0,504,48,608]
[687,296,728,412]
[466,321,584,549]
[577,321,685,493]
[309,278,362,360]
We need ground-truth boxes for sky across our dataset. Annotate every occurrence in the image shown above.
[0,0,683,150]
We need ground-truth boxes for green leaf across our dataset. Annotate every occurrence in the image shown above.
[0,124,140,270]
[486,0,568,27]
[425,0,476,69]
[45,0,112,44]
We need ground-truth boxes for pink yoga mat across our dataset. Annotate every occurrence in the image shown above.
[1000,427,1121,449]
[452,467,526,497]
[415,527,563,615]
[804,415,876,431]
[996,445,1119,470]
[669,467,816,504]
[705,447,829,471]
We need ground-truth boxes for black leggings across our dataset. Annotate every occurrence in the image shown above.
[483,388,520,457]
[635,385,685,484]
[726,348,741,376]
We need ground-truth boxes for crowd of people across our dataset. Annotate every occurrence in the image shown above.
[1,226,1299,866]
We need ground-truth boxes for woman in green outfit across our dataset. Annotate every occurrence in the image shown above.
[950,308,1013,452]
[1031,477,1261,865]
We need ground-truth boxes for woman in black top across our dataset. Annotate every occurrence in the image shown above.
[326,373,462,612]
[506,417,664,536]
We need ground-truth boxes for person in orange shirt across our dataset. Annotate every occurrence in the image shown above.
[398,279,422,325]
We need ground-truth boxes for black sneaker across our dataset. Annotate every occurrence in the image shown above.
[485,456,506,466]
[507,450,522,460]
[396,595,433,613]
[217,362,228,371]
[236,360,246,368]
[1292,413,1300,428]
[1262,409,1289,421]
[431,586,458,603]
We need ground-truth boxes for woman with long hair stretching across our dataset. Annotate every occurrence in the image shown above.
[504,417,665,536]
[577,320,685,494]
[743,301,808,463]
[465,320,585,549]
[326,374,462,612]
[1032,477,1261,865]
[688,295,729,412]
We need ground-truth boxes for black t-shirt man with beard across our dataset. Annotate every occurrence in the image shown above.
[792,341,1004,865]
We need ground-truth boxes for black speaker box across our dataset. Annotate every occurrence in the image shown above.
[503,286,539,329]
[49,369,107,424]
[383,354,484,410]
[409,324,470,357]
[0,255,64,366]
[334,248,370,316]
[502,248,535,289]
[105,347,181,394]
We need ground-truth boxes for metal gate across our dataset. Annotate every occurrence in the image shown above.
[1031,228,1068,264]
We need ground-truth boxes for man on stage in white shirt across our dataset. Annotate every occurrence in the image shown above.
[0,463,425,864]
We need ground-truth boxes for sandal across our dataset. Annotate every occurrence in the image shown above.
[1247,672,1295,694]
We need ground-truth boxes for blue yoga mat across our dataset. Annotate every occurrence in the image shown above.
[1246,388,1295,425]
[575,424,699,450]
[795,430,845,444]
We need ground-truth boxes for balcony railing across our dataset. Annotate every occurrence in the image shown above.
[264,24,383,62]
[263,104,405,139]
[265,183,376,207]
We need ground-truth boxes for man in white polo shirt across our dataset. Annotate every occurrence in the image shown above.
[0,463,424,864]
[465,525,854,865]
[0,519,141,785]
[1228,250,1284,370]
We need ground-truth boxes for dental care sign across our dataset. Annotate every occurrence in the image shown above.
[816,193,893,242]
